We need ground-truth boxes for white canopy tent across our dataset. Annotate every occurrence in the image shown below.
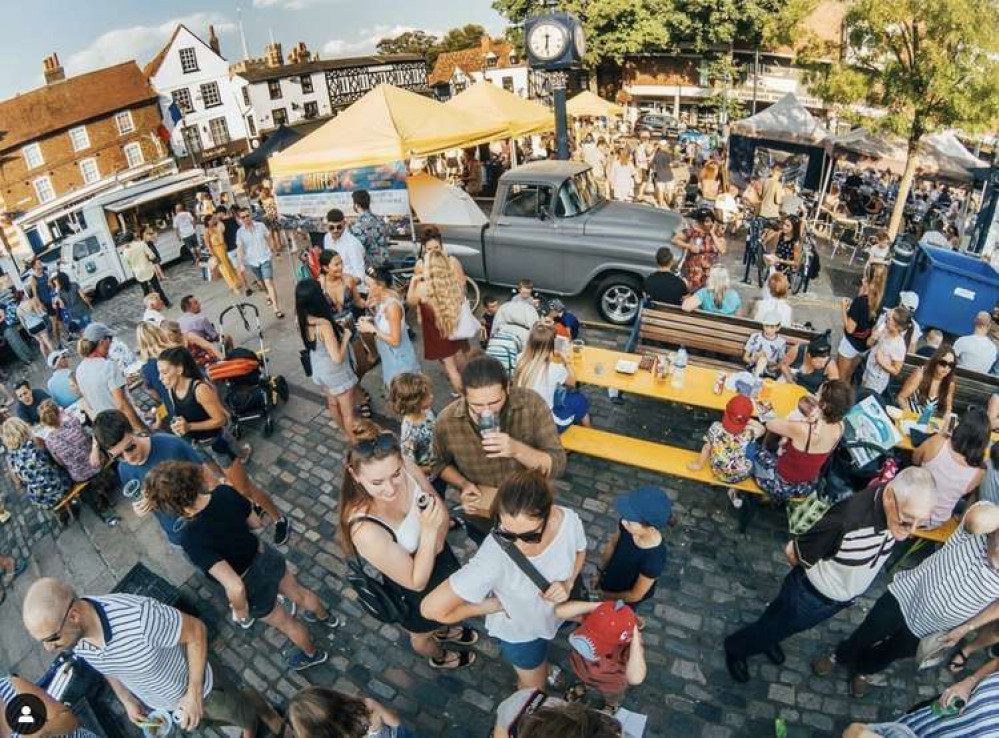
[730,93,830,146]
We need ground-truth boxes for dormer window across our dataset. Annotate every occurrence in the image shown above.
[509,51,518,65]
[484,52,498,69]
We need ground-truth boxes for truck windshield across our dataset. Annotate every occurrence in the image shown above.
[554,170,604,217]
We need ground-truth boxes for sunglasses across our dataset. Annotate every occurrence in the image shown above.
[495,513,549,544]
[352,433,397,456]
[938,360,955,368]
[109,440,138,459]
[327,223,345,231]
[41,598,75,644]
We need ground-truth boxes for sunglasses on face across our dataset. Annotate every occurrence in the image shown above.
[938,360,955,369]
[327,223,345,231]
[495,513,549,544]
[109,440,137,459]
[41,598,75,644]
[352,433,397,456]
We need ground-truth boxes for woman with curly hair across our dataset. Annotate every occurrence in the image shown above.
[407,246,468,393]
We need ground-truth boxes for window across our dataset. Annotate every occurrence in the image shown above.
[303,101,319,119]
[179,47,198,73]
[33,176,55,203]
[268,80,283,100]
[502,76,514,92]
[123,142,144,168]
[182,125,202,154]
[272,107,288,126]
[72,236,101,261]
[78,158,100,184]
[246,114,257,137]
[502,184,553,219]
[22,143,43,169]
[114,111,135,135]
[208,117,230,146]
[172,88,193,114]
[300,75,314,94]
[242,87,251,106]
[69,126,90,152]
[200,82,222,108]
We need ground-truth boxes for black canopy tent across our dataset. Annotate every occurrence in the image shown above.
[240,125,304,170]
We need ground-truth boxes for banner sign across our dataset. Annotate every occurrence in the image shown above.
[273,161,410,234]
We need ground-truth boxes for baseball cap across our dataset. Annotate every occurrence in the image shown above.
[46,349,69,369]
[568,600,636,662]
[899,291,920,311]
[615,487,672,528]
[807,330,832,358]
[722,394,754,434]
[547,298,565,314]
[82,322,113,342]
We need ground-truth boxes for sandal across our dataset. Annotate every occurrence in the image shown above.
[434,625,479,646]
[1,559,26,588]
[429,650,476,670]
[948,647,970,673]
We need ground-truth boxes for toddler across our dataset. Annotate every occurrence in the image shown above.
[689,395,763,507]
[388,372,445,495]
[743,309,787,379]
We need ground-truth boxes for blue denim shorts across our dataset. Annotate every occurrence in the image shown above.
[247,260,274,281]
[497,637,550,670]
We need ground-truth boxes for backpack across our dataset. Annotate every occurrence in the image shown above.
[486,331,524,374]
[345,516,411,624]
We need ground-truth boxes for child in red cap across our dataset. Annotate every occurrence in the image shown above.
[555,599,647,710]
[688,394,764,508]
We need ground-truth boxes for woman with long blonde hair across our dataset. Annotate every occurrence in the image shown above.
[682,265,743,316]
[836,261,888,380]
[407,245,468,394]
[136,321,183,422]
[513,322,591,431]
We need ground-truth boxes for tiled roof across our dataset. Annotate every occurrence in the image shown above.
[236,53,425,83]
[428,40,517,86]
[142,25,186,79]
[0,61,158,152]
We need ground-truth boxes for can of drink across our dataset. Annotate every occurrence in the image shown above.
[714,372,726,395]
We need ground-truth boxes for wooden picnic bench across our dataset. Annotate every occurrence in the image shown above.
[626,301,822,372]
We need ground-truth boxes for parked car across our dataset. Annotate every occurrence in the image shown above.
[438,161,682,324]
[678,129,712,149]
[633,113,680,139]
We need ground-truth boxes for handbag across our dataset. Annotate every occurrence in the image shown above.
[299,348,312,377]
[449,300,481,342]
[346,516,411,624]
[350,333,380,378]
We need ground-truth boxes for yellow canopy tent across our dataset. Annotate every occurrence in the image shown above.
[445,81,555,139]
[269,84,508,177]
[566,90,624,118]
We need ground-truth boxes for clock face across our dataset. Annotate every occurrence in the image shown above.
[574,24,587,58]
[528,21,568,62]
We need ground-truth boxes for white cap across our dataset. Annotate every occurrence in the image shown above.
[760,309,782,327]
[899,291,919,311]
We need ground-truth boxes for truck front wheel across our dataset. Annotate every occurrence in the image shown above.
[96,278,119,301]
[595,275,643,325]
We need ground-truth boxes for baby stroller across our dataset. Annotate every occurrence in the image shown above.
[205,302,289,436]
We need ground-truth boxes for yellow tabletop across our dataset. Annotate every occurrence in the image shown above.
[573,346,807,418]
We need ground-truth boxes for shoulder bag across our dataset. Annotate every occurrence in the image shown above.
[491,530,590,601]
[346,516,410,624]
[449,300,481,342]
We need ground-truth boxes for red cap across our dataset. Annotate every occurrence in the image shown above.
[568,601,637,662]
[722,394,754,434]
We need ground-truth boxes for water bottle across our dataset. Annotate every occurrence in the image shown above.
[671,347,688,389]
[917,400,936,428]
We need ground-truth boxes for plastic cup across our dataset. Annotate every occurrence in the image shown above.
[123,479,142,501]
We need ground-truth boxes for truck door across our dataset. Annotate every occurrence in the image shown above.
[489,183,570,291]
[68,234,110,292]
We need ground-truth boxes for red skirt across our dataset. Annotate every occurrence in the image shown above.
[420,303,465,361]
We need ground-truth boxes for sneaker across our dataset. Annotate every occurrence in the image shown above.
[811,653,836,677]
[277,595,297,617]
[103,514,121,528]
[239,444,253,464]
[727,488,744,509]
[273,517,291,546]
[301,610,342,627]
[287,648,328,671]
[232,612,255,630]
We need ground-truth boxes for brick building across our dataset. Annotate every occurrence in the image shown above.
[0,56,169,254]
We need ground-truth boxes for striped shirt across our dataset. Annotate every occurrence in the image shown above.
[72,594,212,712]
[0,676,96,738]
[899,670,999,736]
[890,505,999,638]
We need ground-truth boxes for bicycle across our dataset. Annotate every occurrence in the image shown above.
[788,231,816,296]
[742,217,771,287]
[387,259,481,311]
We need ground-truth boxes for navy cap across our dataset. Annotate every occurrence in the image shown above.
[615,487,672,528]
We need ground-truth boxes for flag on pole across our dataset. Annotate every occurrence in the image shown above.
[157,101,183,143]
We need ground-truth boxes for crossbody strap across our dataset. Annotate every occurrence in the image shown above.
[348,514,398,565]
[491,532,551,592]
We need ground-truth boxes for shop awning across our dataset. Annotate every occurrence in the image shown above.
[445,81,554,139]
[269,84,508,177]
[103,174,216,212]
[566,91,624,118]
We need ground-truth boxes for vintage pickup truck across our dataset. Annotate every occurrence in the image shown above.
[440,160,682,324]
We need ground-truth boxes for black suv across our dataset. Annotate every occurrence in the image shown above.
[633,113,679,138]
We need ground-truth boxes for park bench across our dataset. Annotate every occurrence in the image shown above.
[625,301,822,371]
[897,354,999,415]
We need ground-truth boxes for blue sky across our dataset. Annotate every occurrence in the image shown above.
[0,0,508,100]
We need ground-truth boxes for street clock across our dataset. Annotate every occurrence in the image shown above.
[524,11,585,70]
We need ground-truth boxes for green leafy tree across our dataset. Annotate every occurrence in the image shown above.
[375,24,487,67]
[376,30,439,59]
[799,0,999,238]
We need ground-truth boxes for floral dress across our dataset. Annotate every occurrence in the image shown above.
[706,422,756,484]
[8,441,72,509]
[680,227,720,291]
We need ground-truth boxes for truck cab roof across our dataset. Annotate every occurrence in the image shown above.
[501,160,590,186]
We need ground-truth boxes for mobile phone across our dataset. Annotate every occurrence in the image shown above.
[416,492,431,511]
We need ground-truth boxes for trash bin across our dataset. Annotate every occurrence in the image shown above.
[884,236,917,309]
[905,245,999,335]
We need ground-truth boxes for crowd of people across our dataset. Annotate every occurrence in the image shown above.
[2,156,999,738]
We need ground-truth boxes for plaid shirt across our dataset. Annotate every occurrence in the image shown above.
[350,211,391,266]
[432,387,567,488]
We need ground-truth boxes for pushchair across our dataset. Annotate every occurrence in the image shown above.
[205,302,289,436]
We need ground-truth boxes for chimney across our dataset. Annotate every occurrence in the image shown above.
[480,35,492,54]
[288,42,310,65]
[265,41,284,68]
[208,25,221,55]
[42,53,65,85]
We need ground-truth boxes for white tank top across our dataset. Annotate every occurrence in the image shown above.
[354,472,422,553]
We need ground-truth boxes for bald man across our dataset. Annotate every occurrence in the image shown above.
[23,578,280,737]
[723,467,937,684]
[954,311,998,374]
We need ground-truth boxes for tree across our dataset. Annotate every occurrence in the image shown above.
[375,24,487,67]
[376,30,439,59]
[799,0,999,238]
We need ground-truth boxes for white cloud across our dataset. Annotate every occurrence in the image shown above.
[253,0,346,9]
[66,12,236,76]
[322,25,441,58]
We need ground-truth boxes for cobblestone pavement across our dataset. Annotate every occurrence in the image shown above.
[0,248,949,738]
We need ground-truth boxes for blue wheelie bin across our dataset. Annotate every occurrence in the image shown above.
[905,245,999,335]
